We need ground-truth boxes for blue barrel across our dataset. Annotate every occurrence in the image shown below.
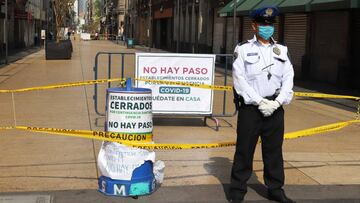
[98,161,155,196]
[98,78,155,197]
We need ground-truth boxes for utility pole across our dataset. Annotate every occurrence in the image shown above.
[4,0,8,64]
[176,0,180,53]
[233,0,236,49]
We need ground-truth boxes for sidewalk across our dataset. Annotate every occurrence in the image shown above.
[1,185,360,203]
[0,39,359,202]
[0,46,42,67]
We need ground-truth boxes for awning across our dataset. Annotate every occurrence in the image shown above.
[233,0,285,16]
[220,0,360,18]
[310,0,360,11]
[236,0,263,15]
[218,0,246,17]
[278,0,312,13]
[253,0,286,9]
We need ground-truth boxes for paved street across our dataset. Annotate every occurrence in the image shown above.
[0,39,359,202]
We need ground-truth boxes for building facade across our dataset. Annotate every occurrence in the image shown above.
[124,0,360,90]
[128,0,226,53]
[1,0,49,61]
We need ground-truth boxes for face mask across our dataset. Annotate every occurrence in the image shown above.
[258,25,274,40]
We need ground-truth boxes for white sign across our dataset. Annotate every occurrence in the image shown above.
[135,53,215,115]
[107,92,152,134]
[97,142,155,180]
[80,33,91,40]
[41,30,46,40]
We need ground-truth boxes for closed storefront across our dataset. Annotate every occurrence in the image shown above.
[153,7,173,51]
[310,11,349,84]
[154,17,172,50]
[283,13,308,79]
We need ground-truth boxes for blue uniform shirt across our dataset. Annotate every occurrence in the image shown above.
[232,35,294,105]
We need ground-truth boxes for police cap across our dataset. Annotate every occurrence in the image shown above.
[250,6,279,24]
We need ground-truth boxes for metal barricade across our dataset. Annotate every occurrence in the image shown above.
[93,52,236,130]
[93,52,135,116]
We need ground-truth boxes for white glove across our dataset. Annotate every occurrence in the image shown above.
[258,99,273,117]
[267,100,281,110]
[258,99,281,117]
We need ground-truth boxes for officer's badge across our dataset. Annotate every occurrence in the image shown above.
[273,47,281,55]
[265,8,273,17]
[233,52,238,60]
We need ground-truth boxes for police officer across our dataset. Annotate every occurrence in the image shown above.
[230,6,295,203]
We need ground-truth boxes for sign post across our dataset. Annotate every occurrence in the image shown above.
[41,29,46,49]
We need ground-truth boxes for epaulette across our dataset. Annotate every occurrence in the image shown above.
[270,37,286,46]
[273,40,286,46]
[237,41,249,46]
[274,42,286,46]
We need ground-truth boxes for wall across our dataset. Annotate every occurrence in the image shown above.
[225,16,240,54]
[212,7,225,55]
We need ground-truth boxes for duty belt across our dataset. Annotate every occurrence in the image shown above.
[233,89,278,109]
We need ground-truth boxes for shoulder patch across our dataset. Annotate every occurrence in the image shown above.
[233,52,238,60]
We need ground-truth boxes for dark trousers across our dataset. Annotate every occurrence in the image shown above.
[229,102,285,200]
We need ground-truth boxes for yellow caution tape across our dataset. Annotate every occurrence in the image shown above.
[124,120,360,149]
[120,141,236,150]
[295,92,360,101]
[356,101,360,120]
[136,78,360,101]
[0,120,357,150]
[0,126,14,130]
[0,77,358,102]
[284,120,360,139]
[0,78,126,93]
[15,126,153,143]
[135,78,233,91]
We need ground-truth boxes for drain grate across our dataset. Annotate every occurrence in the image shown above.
[0,195,52,203]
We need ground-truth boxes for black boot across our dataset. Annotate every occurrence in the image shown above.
[268,189,296,203]
[229,198,243,203]
[228,194,244,203]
